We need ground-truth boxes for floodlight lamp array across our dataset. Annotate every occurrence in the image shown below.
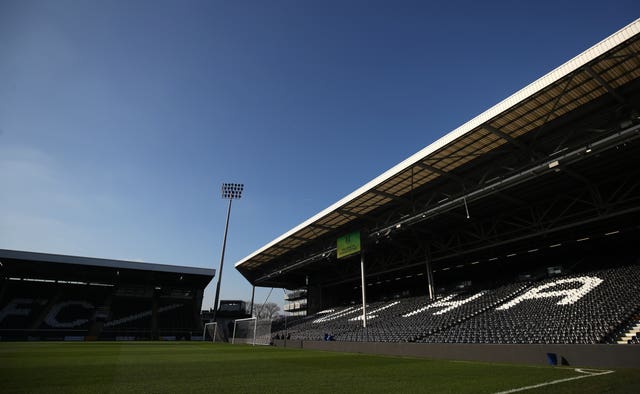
[222,183,244,199]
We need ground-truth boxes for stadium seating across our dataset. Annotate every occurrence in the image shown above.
[5,264,639,344]
[610,315,640,344]
[273,265,640,345]
[0,281,112,339]
[0,280,201,340]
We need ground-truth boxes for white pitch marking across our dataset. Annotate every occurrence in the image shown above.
[493,368,614,394]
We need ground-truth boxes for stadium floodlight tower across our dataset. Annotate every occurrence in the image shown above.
[212,183,244,323]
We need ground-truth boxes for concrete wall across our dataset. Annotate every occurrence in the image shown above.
[274,339,303,349]
[273,340,640,369]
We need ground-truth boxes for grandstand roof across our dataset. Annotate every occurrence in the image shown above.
[235,19,640,283]
[0,249,215,286]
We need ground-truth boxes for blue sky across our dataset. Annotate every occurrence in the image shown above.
[1,0,638,310]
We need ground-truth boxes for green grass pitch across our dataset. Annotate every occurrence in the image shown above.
[1,342,639,393]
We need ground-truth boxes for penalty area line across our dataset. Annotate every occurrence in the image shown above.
[494,368,614,394]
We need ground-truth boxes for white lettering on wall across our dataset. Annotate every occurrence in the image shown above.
[313,306,359,323]
[349,301,400,321]
[402,292,485,317]
[496,276,603,310]
[0,298,45,323]
[104,303,182,327]
[44,301,93,328]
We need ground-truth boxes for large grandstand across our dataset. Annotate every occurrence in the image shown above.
[236,19,640,357]
[0,249,214,341]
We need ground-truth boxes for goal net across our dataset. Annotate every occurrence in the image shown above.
[231,317,272,345]
[202,322,217,342]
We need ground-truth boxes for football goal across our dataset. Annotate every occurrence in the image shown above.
[202,322,217,342]
[231,317,272,345]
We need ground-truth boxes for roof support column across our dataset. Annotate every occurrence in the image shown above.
[360,251,367,329]
[425,247,435,301]
[250,285,256,317]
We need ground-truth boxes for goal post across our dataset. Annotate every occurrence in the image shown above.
[231,317,272,345]
[202,322,217,342]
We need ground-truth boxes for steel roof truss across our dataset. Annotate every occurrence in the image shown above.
[584,65,627,104]
[413,161,468,187]
[310,223,334,232]
[483,124,532,155]
[369,188,407,201]
[336,208,361,220]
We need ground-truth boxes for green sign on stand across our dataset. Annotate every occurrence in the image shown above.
[337,231,361,259]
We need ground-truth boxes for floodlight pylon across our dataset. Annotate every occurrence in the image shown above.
[212,183,243,322]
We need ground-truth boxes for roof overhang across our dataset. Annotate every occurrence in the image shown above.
[235,19,640,283]
[0,249,215,280]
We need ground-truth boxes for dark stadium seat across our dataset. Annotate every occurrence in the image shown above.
[1,280,201,341]
[0,281,111,339]
[423,266,640,344]
[273,265,640,345]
